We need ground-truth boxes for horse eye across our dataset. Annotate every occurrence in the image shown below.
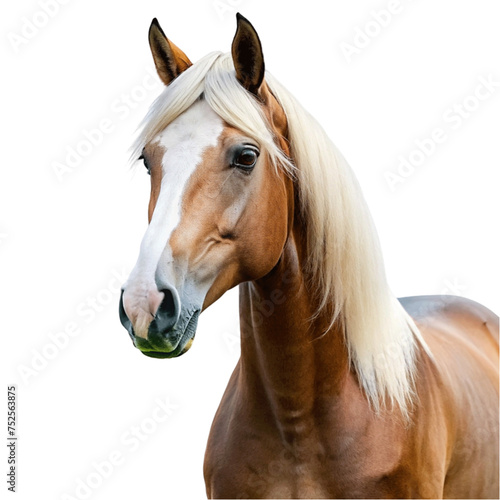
[232,146,259,171]
[139,154,151,175]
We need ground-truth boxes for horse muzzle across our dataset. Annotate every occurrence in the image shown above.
[119,286,200,358]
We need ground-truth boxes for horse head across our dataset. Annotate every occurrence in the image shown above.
[119,15,293,358]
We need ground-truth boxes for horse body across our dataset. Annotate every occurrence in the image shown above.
[119,14,499,498]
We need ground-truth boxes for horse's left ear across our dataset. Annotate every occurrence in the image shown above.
[231,13,265,96]
[148,18,192,86]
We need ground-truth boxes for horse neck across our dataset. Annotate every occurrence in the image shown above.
[238,223,356,437]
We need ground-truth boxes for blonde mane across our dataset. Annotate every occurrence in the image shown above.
[133,52,429,416]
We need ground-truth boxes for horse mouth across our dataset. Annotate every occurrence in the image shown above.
[135,309,200,359]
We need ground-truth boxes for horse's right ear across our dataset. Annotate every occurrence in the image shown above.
[148,18,192,86]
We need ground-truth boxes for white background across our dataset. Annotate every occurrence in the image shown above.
[2,1,499,499]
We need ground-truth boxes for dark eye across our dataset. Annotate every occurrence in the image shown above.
[138,154,151,175]
[231,145,259,172]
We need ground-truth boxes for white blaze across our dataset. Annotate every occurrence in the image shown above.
[123,100,224,336]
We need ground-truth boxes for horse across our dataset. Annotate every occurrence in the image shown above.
[119,13,499,499]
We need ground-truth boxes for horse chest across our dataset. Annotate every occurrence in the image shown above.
[204,412,407,499]
[206,440,331,498]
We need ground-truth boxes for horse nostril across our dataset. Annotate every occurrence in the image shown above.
[159,288,175,315]
[144,287,181,351]
[152,288,179,334]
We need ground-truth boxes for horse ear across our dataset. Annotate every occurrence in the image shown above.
[148,18,192,86]
[231,13,265,96]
